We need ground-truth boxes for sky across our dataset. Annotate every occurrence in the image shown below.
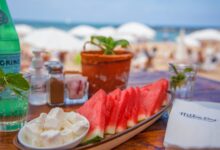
[7,0,220,27]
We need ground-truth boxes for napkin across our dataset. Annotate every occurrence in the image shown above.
[164,99,220,149]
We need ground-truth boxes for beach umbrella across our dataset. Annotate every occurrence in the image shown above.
[24,27,82,51]
[176,36,201,48]
[187,29,220,41]
[69,25,97,39]
[113,34,137,44]
[117,22,156,40]
[95,26,116,37]
[15,24,34,37]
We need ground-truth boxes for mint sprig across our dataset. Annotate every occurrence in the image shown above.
[0,68,30,97]
[169,64,193,90]
[83,36,129,55]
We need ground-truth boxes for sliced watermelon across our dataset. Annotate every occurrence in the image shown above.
[116,87,134,133]
[141,83,153,91]
[77,89,107,144]
[127,87,139,127]
[105,88,121,134]
[140,79,167,117]
[138,87,149,121]
[153,79,168,113]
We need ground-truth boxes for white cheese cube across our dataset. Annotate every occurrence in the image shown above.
[60,128,74,144]
[61,119,73,129]
[48,107,65,121]
[44,116,62,130]
[23,122,42,145]
[34,113,47,127]
[71,120,89,136]
[65,112,83,124]
[40,130,63,147]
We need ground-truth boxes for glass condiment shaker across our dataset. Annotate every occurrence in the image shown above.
[47,62,65,106]
[29,50,48,105]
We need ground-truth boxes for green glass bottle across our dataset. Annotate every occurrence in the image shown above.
[0,0,27,132]
[0,0,20,73]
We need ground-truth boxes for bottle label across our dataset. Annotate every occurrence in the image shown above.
[0,10,9,25]
[0,53,20,73]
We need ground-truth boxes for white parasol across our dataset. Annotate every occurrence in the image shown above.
[23,27,82,51]
[15,24,34,37]
[95,26,116,37]
[187,29,220,41]
[117,22,156,40]
[176,36,201,48]
[69,25,97,39]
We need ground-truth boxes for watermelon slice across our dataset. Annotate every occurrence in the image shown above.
[153,79,168,113]
[77,89,107,144]
[127,87,139,127]
[105,88,121,134]
[137,87,148,121]
[141,83,153,91]
[140,79,167,117]
[116,87,135,133]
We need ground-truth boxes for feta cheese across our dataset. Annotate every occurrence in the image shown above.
[65,112,84,124]
[23,122,42,145]
[44,116,62,130]
[40,130,63,147]
[60,128,74,144]
[71,120,89,136]
[22,108,89,148]
[47,107,65,121]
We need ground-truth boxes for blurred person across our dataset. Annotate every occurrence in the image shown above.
[202,47,218,71]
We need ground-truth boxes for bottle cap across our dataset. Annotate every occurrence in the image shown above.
[32,50,44,69]
[48,61,63,74]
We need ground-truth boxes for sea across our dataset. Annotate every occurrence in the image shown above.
[15,20,220,42]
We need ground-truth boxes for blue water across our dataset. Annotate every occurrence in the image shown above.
[14,20,219,42]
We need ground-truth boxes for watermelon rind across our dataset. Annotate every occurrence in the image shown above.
[105,126,115,135]
[138,114,147,122]
[127,120,136,127]
[82,128,103,144]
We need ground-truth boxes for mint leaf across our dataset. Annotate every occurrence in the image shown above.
[0,68,4,77]
[86,36,130,55]
[115,40,129,48]
[10,87,23,97]
[6,73,30,91]
[184,67,193,73]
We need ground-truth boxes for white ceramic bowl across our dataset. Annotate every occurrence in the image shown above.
[18,113,90,150]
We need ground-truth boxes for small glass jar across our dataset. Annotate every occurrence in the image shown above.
[47,62,65,106]
[64,72,89,105]
[169,63,197,99]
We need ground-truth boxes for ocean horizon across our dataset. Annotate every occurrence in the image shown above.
[15,20,220,42]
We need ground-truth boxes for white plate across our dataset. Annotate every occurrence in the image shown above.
[18,113,90,150]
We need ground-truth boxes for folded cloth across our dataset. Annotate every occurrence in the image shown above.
[164,99,220,149]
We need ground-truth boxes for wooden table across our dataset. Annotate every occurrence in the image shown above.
[1,71,220,150]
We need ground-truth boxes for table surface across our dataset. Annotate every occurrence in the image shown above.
[1,71,220,150]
